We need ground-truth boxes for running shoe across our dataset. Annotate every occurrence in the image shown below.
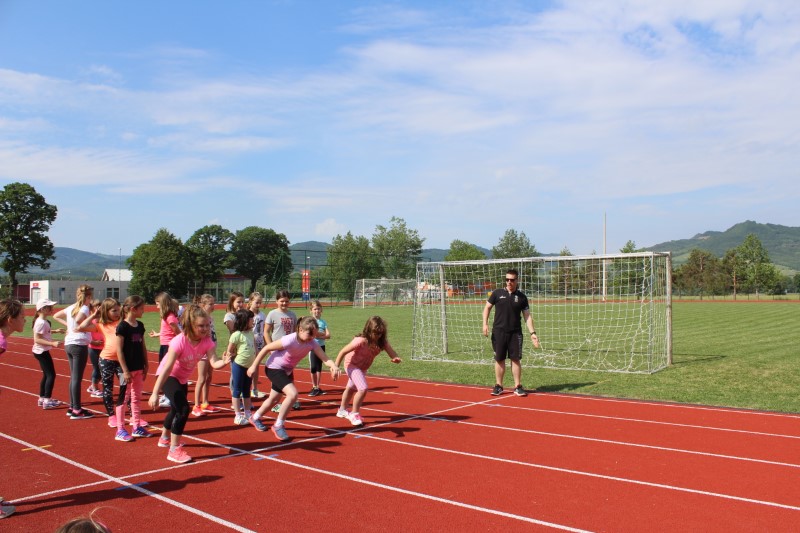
[251,389,267,399]
[70,408,94,420]
[308,388,321,397]
[107,414,117,428]
[86,385,98,394]
[158,395,171,408]
[233,414,245,426]
[191,405,204,417]
[37,397,45,407]
[201,403,222,414]
[167,445,192,464]
[0,503,15,519]
[131,426,152,438]
[336,408,350,419]
[271,424,289,441]
[347,412,364,426]
[514,385,528,397]
[491,384,503,396]
[238,415,251,426]
[90,389,104,398]
[292,400,301,410]
[157,436,171,448]
[270,403,281,413]
[42,398,63,409]
[248,415,268,432]
[115,429,133,442]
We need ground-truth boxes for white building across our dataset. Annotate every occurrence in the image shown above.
[30,271,132,305]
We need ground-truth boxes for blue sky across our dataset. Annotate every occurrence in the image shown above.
[1,0,798,257]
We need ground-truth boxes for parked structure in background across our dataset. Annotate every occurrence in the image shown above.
[29,269,133,304]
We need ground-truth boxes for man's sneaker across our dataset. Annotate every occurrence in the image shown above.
[336,408,350,419]
[70,408,94,420]
[308,388,321,397]
[248,415,268,432]
[132,426,152,438]
[491,384,503,396]
[191,405,204,417]
[157,436,171,448]
[271,424,289,441]
[158,395,171,408]
[107,415,117,428]
[115,429,133,442]
[292,400,301,410]
[42,399,63,409]
[201,403,222,414]
[347,412,364,426]
[167,445,192,464]
[514,385,528,397]
[270,403,281,413]
[251,389,267,399]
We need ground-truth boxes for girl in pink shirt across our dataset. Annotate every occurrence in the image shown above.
[148,305,230,464]
[247,316,340,441]
[335,316,401,427]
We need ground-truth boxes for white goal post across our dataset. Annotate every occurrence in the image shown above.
[353,278,416,308]
[411,252,672,374]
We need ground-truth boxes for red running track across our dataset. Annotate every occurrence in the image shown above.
[1,335,799,532]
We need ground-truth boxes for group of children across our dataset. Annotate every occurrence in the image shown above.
[9,287,402,467]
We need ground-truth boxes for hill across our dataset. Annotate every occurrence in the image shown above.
[0,247,128,280]
[645,221,800,272]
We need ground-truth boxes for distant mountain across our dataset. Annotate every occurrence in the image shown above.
[289,241,330,270]
[1,247,129,280]
[645,221,800,272]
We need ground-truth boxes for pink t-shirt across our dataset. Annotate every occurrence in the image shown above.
[0,329,7,355]
[343,336,383,372]
[159,313,179,346]
[156,333,215,384]
[266,333,317,374]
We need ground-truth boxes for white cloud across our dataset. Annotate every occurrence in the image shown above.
[314,218,347,240]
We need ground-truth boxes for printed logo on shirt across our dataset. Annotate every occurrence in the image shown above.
[280,317,294,335]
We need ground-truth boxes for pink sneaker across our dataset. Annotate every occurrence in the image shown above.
[157,436,170,448]
[107,415,117,428]
[167,445,192,464]
[347,412,364,426]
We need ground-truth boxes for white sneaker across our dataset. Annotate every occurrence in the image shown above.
[158,395,171,408]
[347,412,364,426]
[336,408,349,419]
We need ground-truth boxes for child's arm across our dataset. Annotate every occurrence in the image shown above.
[148,330,160,338]
[208,347,231,370]
[311,343,340,381]
[75,307,98,332]
[116,334,131,382]
[383,340,402,364]
[33,326,60,349]
[317,325,331,341]
[52,309,68,328]
[334,338,359,368]
[141,341,149,381]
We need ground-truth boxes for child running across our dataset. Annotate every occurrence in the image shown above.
[226,309,257,425]
[31,298,65,409]
[116,295,150,437]
[248,292,267,399]
[192,294,218,417]
[307,300,331,397]
[264,290,298,410]
[247,316,339,440]
[148,305,231,463]
[335,316,401,427]
[149,292,180,407]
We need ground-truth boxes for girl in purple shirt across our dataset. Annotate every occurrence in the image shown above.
[247,316,339,441]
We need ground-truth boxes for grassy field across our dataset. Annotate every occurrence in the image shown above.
[18,301,800,413]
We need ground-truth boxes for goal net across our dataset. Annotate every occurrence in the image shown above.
[411,252,672,374]
[353,278,416,308]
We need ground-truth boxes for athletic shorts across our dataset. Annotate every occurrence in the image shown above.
[491,330,523,362]
[266,367,293,394]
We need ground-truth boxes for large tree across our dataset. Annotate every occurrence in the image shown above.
[128,228,194,302]
[676,248,725,298]
[371,216,424,279]
[186,224,234,296]
[491,229,538,259]
[230,226,291,294]
[737,234,774,297]
[327,231,382,298]
[444,239,486,261]
[0,182,57,295]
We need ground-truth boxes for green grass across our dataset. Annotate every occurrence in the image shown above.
[20,302,800,413]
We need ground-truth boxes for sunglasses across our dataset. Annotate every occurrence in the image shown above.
[505,278,517,283]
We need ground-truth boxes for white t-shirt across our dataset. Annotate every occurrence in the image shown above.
[64,304,91,346]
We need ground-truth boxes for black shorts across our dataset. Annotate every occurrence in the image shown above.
[491,330,523,362]
[266,367,294,394]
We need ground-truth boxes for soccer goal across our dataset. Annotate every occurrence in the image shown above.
[353,278,416,308]
[411,252,672,373]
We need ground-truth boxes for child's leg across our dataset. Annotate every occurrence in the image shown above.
[65,344,88,412]
[99,358,116,417]
[202,364,213,405]
[194,358,208,408]
[274,383,297,425]
[89,348,102,389]
[254,389,280,419]
[163,378,190,445]
[230,362,245,416]
[339,384,353,411]
[114,364,129,427]
[34,351,56,399]
[128,370,144,427]
[347,367,369,414]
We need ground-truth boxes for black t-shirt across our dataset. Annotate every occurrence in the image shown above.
[116,320,146,371]
[488,288,529,333]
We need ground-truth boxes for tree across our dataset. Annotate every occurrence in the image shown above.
[0,182,57,296]
[676,248,725,299]
[737,234,773,297]
[327,232,382,298]
[620,240,643,253]
[372,216,425,279]
[444,239,486,261]
[186,225,234,296]
[722,248,745,299]
[551,246,575,296]
[230,226,291,294]
[128,228,194,302]
[491,229,538,259]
